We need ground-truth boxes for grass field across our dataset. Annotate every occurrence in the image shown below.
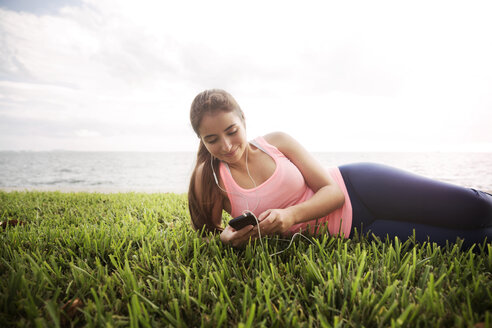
[0,191,491,327]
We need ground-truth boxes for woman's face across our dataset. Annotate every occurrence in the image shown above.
[198,110,247,164]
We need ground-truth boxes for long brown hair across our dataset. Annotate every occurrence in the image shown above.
[188,89,245,233]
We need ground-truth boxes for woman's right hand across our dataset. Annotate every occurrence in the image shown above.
[220,224,256,248]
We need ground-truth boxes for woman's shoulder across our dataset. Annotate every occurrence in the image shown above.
[261,132,312,163]
[262,131,297,152]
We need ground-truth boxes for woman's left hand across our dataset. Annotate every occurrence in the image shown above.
[252,208,297,236]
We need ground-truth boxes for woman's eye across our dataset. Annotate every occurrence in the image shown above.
[206,131,236,144]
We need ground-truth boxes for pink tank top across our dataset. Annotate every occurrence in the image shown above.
[219,136,352,238]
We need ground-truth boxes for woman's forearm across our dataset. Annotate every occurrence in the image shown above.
[288,185,345,225]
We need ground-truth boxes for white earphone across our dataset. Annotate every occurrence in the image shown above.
[210,146,314,257]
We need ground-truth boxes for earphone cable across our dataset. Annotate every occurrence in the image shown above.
[210,143,315,256]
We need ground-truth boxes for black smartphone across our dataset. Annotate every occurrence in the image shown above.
[228,212,257,230]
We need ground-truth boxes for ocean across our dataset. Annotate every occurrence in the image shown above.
[0,151,491,193]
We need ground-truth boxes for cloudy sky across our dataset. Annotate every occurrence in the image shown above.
[1,0,491,152]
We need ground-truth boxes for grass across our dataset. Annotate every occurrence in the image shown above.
[0,191,491,327]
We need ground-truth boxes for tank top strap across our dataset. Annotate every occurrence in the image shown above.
[222,136,283,177]
[249,139,267,154]
[253,136,285,159]
[218,136,283,188]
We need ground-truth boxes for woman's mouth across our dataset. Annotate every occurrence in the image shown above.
[224,148,237,157]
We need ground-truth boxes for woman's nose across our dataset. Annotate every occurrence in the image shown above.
[221,138,232,152]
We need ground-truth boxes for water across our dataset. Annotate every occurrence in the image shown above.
[0,151,491,193]
[0,152,196,193]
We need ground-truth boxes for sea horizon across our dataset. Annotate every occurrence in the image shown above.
[1,151,491,193]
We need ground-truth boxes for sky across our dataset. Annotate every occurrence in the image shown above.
[0,0,491,152]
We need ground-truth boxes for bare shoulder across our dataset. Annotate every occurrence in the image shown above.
[263,131,303,154]
[263,131,293,148]
[263,132,335,192]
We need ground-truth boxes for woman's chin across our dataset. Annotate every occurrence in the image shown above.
[221,156,239,164]
[221,149,243,164]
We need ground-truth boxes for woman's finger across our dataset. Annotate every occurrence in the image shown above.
[234,229,258,247]
[234,225,256,242]
[257,209,272,222]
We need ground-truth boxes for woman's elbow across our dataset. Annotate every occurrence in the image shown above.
[335,186,345,208]
[323,184,345,209]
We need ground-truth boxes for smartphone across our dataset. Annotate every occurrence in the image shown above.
[228,212,257,230]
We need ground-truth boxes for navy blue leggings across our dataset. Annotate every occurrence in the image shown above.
[338,163,492,248]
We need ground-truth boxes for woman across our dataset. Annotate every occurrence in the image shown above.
[188,89,492,249]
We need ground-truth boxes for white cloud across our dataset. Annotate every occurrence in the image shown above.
[0,0,491,151]
[74,129,100,137]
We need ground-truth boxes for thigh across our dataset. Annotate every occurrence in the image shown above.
[339,162,492,229]
[365,219,492,249]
